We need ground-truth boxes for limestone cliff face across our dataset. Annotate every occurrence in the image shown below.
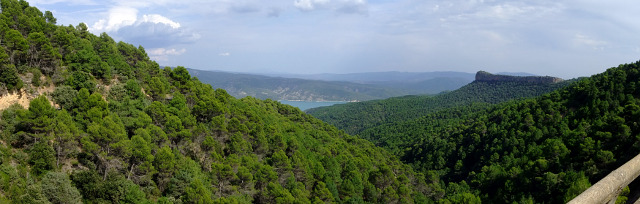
[475,71,564,84]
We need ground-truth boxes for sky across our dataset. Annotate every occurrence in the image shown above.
[27,0,640,79]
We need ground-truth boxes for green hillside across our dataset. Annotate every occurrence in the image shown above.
[308,77,572,135]
[394,62,640,203]
[0,1,435,203]
[313,61,640,203]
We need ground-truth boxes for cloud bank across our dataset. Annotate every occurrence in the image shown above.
[30,0,640,78]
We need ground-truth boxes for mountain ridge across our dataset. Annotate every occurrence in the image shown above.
[308,73,573,135]
[0,1,433,203]
[476,71,564,83]
[188,68,475,101]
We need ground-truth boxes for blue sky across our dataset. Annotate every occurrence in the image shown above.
[28,0,640,78]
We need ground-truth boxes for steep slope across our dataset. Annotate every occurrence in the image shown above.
[0,1,435,203]
[308,72,572,135]
[395,61,640,203]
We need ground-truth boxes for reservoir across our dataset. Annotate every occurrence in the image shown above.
[279,100,348,111]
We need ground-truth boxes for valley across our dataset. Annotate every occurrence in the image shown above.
[0,0,638,203]
[188,68,474,102]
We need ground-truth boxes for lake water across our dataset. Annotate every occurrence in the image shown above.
[279,100,348,111]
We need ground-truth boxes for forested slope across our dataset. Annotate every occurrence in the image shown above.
[308,77,572,135]
[341,61,640,203]
[394,61,640,203]
[0,1,437,203]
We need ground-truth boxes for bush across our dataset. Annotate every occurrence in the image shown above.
[41,171,82,204]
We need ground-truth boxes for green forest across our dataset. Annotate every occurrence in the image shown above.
[0,1,438,203]
[310,62,640,202]
[308,79,573,135]
[2,0,640,203]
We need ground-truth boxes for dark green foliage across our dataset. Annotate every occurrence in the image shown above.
[318,61,640,202]
[28,141,55,176]
[0,44,23,91]
[51,85,78,110]
[0,63,23,92]
[309,79,572,135]
[0,25,430,200]
[65,71,96,91]
[9,1,639,203]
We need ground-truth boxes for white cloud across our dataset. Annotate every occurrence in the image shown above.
[115,21,200,47]
[89,6,198,49]
[294,0,330,11]
[219,52,231,56]
[91,6,138,33]
[148,48,186,61]
[139,14,181,29]
[336,0,368,14]
[573,34,607,50]
[293,0,367,14]
[28,0,97,5]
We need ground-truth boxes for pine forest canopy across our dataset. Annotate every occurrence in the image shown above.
[307,73,574,136]
[0,0,434,203]
[310,62,640,202]
[1,0,640,203]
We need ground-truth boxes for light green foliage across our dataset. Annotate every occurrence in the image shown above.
[41,172,82,204]
[0,1,443,203]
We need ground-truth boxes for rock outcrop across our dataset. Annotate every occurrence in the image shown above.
[475,71,564,84]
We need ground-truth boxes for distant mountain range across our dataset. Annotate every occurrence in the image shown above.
[307,71,572,135]
[268,71,476,83]
[188,69,477,101]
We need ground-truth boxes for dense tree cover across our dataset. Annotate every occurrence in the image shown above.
[330,61,640,203]
[0,1,445,203]
[308,79,572,135]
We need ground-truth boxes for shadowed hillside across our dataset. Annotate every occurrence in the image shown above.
[0,1,434,203]
[308,71,572,135]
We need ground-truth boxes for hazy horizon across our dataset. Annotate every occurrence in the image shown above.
[30,0,640,79]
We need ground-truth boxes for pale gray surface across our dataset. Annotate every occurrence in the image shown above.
[569,153,640,204]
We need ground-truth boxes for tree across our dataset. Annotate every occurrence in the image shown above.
[41,172,82,204]
[0,63,22,92]
[52,110,80,168]
[51,86,78,110]
[0,46,23,92]
[4,29,29,64]
[29,141,56,176]
[28,31,59,74]
[170,66,190,87]
[20,95,55,142]
[155,146,175,192]
[44,10,56,24]
[147,76,169,100]
[183,179,214,204]
[128,134,153,180]
[65,71,96,91]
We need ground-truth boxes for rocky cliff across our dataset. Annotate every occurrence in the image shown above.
[475,71,564,83]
